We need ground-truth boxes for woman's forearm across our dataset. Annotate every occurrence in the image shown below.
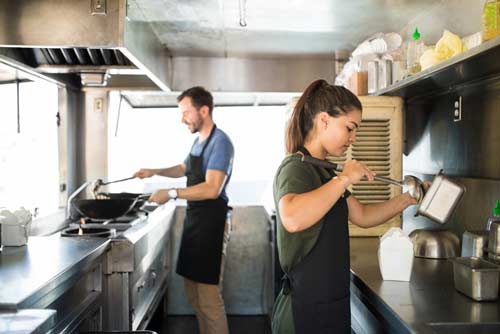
[353,193,414,228]
[279,176,350,233]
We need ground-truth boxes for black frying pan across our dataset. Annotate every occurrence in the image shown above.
[73,194,149,220]
[101,192,151,209]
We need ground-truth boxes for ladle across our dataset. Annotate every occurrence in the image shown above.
[300,155,425,202]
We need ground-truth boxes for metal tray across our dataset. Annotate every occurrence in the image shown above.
[451,257,500,301]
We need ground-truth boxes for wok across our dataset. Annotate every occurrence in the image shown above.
[99,192,151,209]
[73,194,149,220]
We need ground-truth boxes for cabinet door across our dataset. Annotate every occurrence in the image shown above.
[327,96,403,236]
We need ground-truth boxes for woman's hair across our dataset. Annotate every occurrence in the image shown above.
[285,80,362,154]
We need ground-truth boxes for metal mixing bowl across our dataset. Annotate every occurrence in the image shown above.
[409,229,460,259]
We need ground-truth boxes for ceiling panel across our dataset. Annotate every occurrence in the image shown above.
[132,0,482,58]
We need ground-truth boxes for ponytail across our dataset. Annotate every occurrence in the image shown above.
[285,80,362,154]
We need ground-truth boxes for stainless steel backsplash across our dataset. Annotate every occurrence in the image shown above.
[402,81,500,236]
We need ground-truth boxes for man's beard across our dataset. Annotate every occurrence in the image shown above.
[190,118,203,133]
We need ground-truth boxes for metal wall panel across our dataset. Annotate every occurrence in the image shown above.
[402,81,500,235]
[171,56,334,92]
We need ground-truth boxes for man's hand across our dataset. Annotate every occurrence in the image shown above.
[149,189,170,204]
[134,168,155,179]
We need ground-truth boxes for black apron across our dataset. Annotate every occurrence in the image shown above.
[282,147,351,334]
[176,124,229,285]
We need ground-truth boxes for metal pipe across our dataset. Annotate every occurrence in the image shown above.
[66,181,91,219]
[16,80,20,133]
[239,0,247,27]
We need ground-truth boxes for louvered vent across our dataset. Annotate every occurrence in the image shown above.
[33,48,132,66]
[328,120,392,203]
[328,96,403,236]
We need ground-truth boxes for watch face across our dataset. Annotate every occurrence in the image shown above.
[168,189,177,199]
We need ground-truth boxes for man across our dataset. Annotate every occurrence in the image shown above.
[134,86,234,334]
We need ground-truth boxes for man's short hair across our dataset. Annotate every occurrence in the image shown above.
[177,86,214,116]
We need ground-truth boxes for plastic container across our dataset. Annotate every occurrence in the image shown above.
[482,0,500,41]
[378,227,414,281]
[406,27,425,75]
[0,208,32,246]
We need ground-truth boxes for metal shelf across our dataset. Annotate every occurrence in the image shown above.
[374,36,500,99]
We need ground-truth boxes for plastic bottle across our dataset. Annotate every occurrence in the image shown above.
[406,27,425,75]
[486,200,500,230]
[482,0,500,41]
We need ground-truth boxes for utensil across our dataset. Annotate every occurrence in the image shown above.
[416,170,465,224]
[73,194,150,220]
[409,229,460,259]
[301,156,465,224]
[91,176,136,195]
[451,256,500,301]
[300,155,425,201]
[97,192,152,209]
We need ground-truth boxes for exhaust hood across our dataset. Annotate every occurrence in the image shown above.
[0,0,171,90]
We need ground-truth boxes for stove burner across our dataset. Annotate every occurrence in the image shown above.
[62,226,116,238]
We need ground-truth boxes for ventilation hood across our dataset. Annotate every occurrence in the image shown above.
[0,0,171,90]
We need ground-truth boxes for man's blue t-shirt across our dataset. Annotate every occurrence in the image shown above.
[184,127,234,202]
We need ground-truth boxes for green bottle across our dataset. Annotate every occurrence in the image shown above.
[406,28,425,74]
[486,200,500,230]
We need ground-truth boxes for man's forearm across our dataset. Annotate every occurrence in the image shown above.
[155,164,186,178]
[177,182,220,201]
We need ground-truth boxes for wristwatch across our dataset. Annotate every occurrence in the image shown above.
[168,188,178,200]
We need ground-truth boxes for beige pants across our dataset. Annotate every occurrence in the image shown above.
[184,216,231,334]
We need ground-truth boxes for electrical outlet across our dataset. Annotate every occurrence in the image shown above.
[94,98,104,113]
[453,96,462,122]
[91,0,107,15]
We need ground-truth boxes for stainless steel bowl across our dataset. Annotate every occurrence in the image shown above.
[409,229,460,259]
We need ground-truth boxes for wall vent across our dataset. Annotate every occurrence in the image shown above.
[328,96,403,236]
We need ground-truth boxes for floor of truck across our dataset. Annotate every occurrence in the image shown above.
[147,315,272,334]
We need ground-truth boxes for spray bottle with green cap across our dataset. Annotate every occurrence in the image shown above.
[486,200,500,230]
[406,27,425,75]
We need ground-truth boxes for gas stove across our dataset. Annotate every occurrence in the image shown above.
[65,210,148,236]
[62,202,175,330]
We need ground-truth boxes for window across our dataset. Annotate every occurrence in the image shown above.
[107,94,288,205]
[0,81,60,217]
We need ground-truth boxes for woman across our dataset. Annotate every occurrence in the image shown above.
[272,80,417,334]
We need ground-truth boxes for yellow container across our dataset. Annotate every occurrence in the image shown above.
[483,0,500,41]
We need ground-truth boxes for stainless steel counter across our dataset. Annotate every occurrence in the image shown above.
[0,309,56,334]
[0,235,109,310]
[350,237,500,334]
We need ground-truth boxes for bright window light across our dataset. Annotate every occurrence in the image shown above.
[107,93,287,205]
[0,81,60,217]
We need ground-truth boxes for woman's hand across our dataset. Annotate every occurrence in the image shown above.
[402,192,418,207]
[339,159,375,185]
